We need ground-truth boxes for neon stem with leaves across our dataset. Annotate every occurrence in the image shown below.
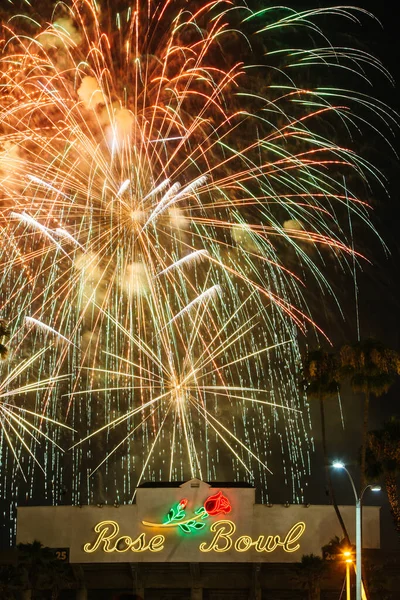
[142,498,209,533]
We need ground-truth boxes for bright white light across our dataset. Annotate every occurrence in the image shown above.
[371,485,381,492]
[117,179,130,196]
[332,461,345,469]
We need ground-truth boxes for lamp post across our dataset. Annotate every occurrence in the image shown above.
[343,551,352,600]
[332,462,381,600]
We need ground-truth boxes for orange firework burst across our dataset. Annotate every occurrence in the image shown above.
[0,1,396,509]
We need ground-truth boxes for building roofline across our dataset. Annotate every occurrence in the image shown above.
[137,481,255,488]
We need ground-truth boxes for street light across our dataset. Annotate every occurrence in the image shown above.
[332,462,381,600]
[343,550,353,600]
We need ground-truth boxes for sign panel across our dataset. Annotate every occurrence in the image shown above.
[52,548,69,562]
[16,479,380,563]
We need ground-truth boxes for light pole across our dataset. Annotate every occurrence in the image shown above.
[332,462,381,600]
[343,550,353,600]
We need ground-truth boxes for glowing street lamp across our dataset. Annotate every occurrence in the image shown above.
[332,462,381,600]
[343,550,353,600]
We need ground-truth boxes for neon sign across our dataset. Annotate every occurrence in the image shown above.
[83,519,306,555]
[83,521,165,554]
[142,491,232,534]
[199,520,305,553]
[83,492,306,555]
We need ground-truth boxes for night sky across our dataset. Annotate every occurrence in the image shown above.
[303,0,400,550]
[0,0,399,550]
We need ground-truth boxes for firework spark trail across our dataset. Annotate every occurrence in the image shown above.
[156,249,210,277]
[0,346,73,480]
[24,316,75,346]
[0,0,396,520]
[70,296,298,477]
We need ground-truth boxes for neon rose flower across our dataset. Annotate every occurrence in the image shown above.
[203,491,231,516]
[178,498,188,511]
[143,492,233,534]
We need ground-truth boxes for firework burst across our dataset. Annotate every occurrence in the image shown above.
[0,0,396,518]
[0,345,71,478]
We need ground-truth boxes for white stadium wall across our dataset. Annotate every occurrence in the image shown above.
[17,479,380,563]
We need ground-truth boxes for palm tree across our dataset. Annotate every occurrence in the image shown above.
[339,339,400,490]
[303,349,350,543]
[321,535,354,560]
[0,565,20,600]
[44,560,74,600]
[362,557,391,600]
[295,554,327,600]
[366,417,400,538]
[17,540,58,599]
[0,318,10,360]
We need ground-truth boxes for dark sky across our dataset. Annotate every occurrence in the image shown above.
[0,0,399,550]
[304,0,400,549]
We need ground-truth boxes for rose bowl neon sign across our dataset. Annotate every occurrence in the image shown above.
[142,491,232,534]
[83,491,306,555]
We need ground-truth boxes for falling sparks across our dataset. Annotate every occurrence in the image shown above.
[0,347,72,480]
[0,0,396,536]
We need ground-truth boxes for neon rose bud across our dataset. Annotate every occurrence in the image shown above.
[178,498,188,510]
[204,491,231,516]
